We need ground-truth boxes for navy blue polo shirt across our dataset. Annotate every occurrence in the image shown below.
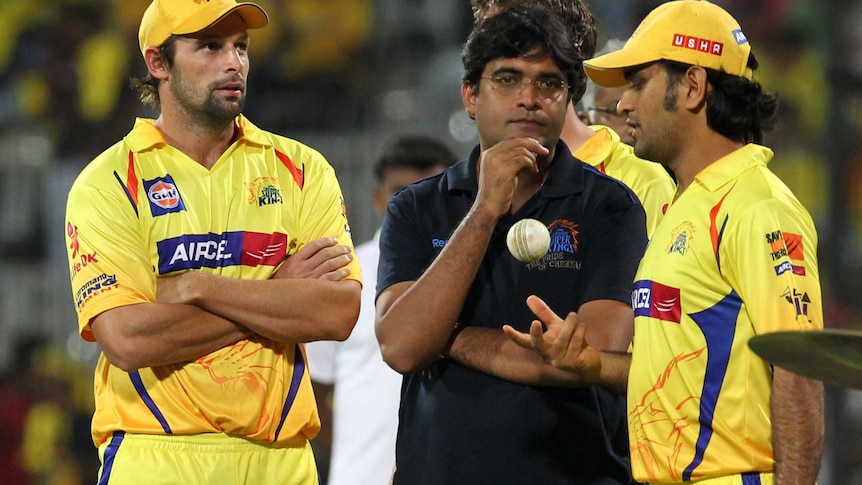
[378,142,647,485]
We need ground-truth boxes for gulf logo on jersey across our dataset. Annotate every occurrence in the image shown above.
[632,280,682,323]
[157,231,288,274]
[144,175,186,216]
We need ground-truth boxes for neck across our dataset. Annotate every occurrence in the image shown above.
[671,131,745,197]
[155,101,238,170]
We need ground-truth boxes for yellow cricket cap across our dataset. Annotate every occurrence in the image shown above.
[138,0,268,56]
[584,0,753,87]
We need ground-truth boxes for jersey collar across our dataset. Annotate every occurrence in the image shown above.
[448,140,585,198]
[572,125,619,168]
[125,114,272,152]
[694,143,774,192]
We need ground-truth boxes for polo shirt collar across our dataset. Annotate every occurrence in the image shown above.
[694,143,774,192]
[448,140,584,197]
[125,114,272,152]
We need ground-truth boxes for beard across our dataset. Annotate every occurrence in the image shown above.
[169,69,245,130]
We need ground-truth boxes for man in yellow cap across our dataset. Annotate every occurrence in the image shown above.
[63,1,361,483]
[507,1,824,484]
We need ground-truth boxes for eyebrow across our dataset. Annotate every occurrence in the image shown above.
[491,66,564,79]
[187,32,250,44]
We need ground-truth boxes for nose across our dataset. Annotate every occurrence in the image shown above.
[516,81,542,109]
[224,45,244,72]
[617,87,634,115]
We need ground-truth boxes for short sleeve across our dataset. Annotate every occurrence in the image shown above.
[579,195,648,306]
[723,198,822,334]
[65,181,154,341]
[295,151,363,285]
[376,189,435,297]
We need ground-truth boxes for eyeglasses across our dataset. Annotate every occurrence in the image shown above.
[481,74,569,100]
[586,104,625,119]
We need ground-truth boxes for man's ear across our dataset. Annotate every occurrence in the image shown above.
[461,82,477,120]
[682,65,708,110]
[144,46,170,81]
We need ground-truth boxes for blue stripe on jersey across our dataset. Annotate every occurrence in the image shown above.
[113,171,139,218]
[274,344,306,439]
[742,472,762,485]
[97,431,125,485]
[682,290,743,480]
[129,371,173,434]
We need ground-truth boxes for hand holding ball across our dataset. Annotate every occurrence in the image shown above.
[506,218,550,263]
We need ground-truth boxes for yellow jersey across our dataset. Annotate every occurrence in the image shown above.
[628,144,822,482]
[573,125,675,238]
[65,115,360,447]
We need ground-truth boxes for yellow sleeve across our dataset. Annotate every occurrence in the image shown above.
[65,160,155,341]
[293,149,363,285]
[724,198,822,334]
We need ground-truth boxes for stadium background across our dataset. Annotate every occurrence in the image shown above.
[0,0,860,483]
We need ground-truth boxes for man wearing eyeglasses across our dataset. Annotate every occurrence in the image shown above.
[579,39,634,145]
[375,4,646,484]
[471,0,674,240]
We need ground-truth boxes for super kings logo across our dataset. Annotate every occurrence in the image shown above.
[632,280,682,323]
[666,221,695,256]
[526,220,581,271]
[144,175,186,216]
[246,177,283,207]
[548,220,578,254]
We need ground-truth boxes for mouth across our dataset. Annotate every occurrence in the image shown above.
[509,117,544,128]
[218,83,243,93]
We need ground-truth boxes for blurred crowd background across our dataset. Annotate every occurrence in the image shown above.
[1,0,861,483]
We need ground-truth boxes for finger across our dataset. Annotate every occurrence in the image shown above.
[502,324,533,349]
[293,237,338,259]
[529,320,550,361]
[526,295,563,327]
[319,268,351,282]
[525,137,550,156]
[552,313,581,365]
[297,246,352,276]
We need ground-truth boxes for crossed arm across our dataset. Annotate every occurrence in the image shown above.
[92,237,360,371]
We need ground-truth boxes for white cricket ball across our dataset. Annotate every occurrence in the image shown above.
[506,218,551,263]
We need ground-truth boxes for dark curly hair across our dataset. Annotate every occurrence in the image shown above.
[660,55,778,144]
[462,3,583,104]
[470,0,595,101]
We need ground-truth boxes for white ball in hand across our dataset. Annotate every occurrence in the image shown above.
[506,218,550,263]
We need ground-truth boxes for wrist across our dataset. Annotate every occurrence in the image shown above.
[439,322,465,360]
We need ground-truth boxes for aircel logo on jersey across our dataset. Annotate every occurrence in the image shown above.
[157,231,288,274]
[631,280,682,323]
[144,175,186,216]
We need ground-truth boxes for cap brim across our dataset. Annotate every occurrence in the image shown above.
[584,48,662,87]
[174,4,269,36]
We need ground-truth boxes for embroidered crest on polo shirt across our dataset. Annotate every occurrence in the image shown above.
[666,221,696,256]
[526,219,581,271]
[144,175,186,216]
[246,177,284,207]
